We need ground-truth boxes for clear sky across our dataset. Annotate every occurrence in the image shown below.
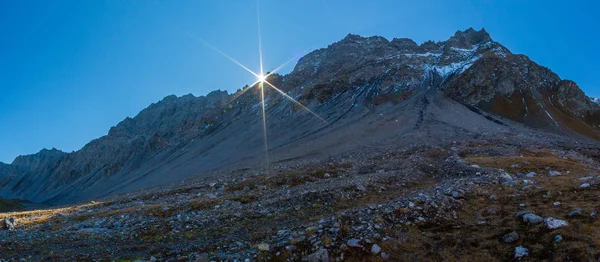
[1,0,599,163]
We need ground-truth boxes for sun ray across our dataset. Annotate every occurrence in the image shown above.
[185,32,260,78]
[265,48,312,78]
[260,81,270,173]
[263,80,328,123]
[229,79,261,103]
[181,1,325,172]
[256,0,270,174]
[256,0,264,77]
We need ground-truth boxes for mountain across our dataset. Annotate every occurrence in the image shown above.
[1,28,599,205]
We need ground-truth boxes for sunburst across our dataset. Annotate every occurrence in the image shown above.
[185,1,327,173]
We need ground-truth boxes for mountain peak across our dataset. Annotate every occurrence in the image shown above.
[446,27,492,49]
[11,148,66,166]
[390,38,420,52]
[339,33,389,45]
[342,33,362,41]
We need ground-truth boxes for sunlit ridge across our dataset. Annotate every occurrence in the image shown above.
[184,0,327,173]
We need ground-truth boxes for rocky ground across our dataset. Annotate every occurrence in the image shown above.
[1,137,599,261]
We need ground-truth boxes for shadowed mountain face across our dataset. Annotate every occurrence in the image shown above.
[1,28,598,205]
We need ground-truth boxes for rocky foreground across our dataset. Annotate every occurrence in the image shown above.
[1,136,599,261]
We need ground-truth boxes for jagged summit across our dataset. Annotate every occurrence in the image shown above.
[390,38,420,52]
[446,27,492,49]
[11,148,66,166]
[340,28,491,51]
[0,28,598,205]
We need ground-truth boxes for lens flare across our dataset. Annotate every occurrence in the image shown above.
[260,81,269,172]
[185,0,327,173]
[258,74,267,83]
[264,80,328,123]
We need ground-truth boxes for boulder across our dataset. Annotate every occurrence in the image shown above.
[522,214,543,224]
[2,217,16,231]
[567,208,582,217]
[555,235,563,244]
[515,210,533,217]
[258,243,270,252]
[503,231,519,243]
[549,170,562,177]
[371,244,382,255]
[307,248,329,262]
[544,218,568,229]
[347,239,363,248]
[515,246,529,258]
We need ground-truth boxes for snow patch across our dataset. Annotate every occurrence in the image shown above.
[522,97,529,118]
[534,99,560,127]
[423,54,482,78]
[544,110,559,126]
[377,52,443,63]
[404,52,442,58]
[450,45,479,53]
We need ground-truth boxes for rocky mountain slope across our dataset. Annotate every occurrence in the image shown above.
[0,28,598,206]
[2,28,600,261]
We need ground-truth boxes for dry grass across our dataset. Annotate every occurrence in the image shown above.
[225,163,353,193]
[371,152,600,260]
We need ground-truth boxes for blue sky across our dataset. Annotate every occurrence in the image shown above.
[1,0,598,163]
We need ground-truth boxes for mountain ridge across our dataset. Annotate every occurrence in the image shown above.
[1,28,598,205]
[2,27,594,165]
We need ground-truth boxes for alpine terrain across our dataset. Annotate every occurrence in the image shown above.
[1,28,600,261]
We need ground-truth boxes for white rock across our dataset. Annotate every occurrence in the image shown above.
[580,183,590,188]
[544,217,568,229]
[500,173,514,182]
[2,217,16,231]
[371,244,382,255]
[347,239,363,248]
[258,243,270,251]
[549,170,561,176]
[515,246,529,258]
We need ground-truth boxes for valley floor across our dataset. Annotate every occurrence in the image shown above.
[1,139,600,261]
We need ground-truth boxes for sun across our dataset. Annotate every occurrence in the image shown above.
[184,0,327,173]
[258,74,267,83]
